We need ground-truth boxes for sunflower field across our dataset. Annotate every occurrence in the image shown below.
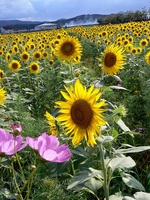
[0,20,150,200]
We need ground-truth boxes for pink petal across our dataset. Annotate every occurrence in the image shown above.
[26,137,38,150]
[42,149,57,161]
[2,140,15,155]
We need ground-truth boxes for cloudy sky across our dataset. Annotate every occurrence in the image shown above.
[0,0,149,21]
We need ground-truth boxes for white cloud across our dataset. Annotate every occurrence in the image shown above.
[0,0,36,20]
[0,0,149,21]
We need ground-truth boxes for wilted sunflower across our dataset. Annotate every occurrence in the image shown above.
[102,44,126,75]
[8,60,21,72]
[55,36,82,63]
[0,87,6,105]
[29,62,40,74]
[145,51,150,65]
[20,51,30,62]
[0,69,4,81]
[45,111,58,136]
[55,79,107,147]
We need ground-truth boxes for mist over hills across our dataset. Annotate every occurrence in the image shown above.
[0,14,107,30]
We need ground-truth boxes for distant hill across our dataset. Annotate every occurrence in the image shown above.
[0,14,108,31]
[50,14,108,27]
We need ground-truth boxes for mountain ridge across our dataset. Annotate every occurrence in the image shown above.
[0,14,108,29]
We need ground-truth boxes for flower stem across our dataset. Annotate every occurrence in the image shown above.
[99,144,109,200]
[11,161,24,200]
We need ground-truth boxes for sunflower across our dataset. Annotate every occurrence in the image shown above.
[45,111,58,136]
[55,36,82,63]
[12,45,19,54]
[8,60,21,72]
[20,51,30,62]
[29,62,40,74]
[33,51,42,60]
[42,51,49,59]
[5,52,11,62]
[0,50,4,57]
[0,69,4,81]
[145,51,150,65]
[102,44,126,76]
[0,87,6,105]
[125,43,133,53]
[55,79,107,147]
[139,38,148,48]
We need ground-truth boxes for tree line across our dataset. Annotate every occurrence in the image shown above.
[97,9,149,25]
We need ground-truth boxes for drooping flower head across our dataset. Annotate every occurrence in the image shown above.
[26,133,72,163]
[55,36,82,63]
[145,51,150,65]
[44,111,58,136]
[0,69,4,81]
[0,128,27,156]
[0,87,6,105]
[102,44,126,76]
[55,79,107,147]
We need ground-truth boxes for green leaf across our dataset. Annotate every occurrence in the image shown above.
[134,192,150,200]
[109,156,136,171]
[72,146,88,158]
[122,173,145,191]
[122,196,135,200]
[84,177,103,196]
[97,135,114,144]
[108,192,124,200]
[0,188,16,199]
[109,86,129,91]
[115,146,150,154]
[113,75,122,82]
[67,167,103,190]
[116,119,130,132]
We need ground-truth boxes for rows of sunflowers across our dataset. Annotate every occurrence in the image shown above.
[0,19,150,199]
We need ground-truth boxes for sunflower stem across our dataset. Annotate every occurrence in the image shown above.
[99,144,109,200]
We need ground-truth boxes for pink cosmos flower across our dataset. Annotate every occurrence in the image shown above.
[26,133,72,163]
[117,83,122,87]
[10,123,22,135]
[0,128,27,155]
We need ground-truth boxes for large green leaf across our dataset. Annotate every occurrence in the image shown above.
[123,192,150,200]
[134,192,150,200]
[116,119,130,132]
[115,146,150,154]
[67,167,103,190]
[122,173,145,191]
[72,146,88,158]
[108,156,136,171]
[97,135,114,144]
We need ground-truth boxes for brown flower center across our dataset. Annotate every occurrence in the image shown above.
[23,54,28,60]
[71,99,93,129]
[12,63,18,69]
[0,72,4,78]
[34,53,40,58]
[31,64,38,71]
[61,42,74,55]
[104,52,116,68]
